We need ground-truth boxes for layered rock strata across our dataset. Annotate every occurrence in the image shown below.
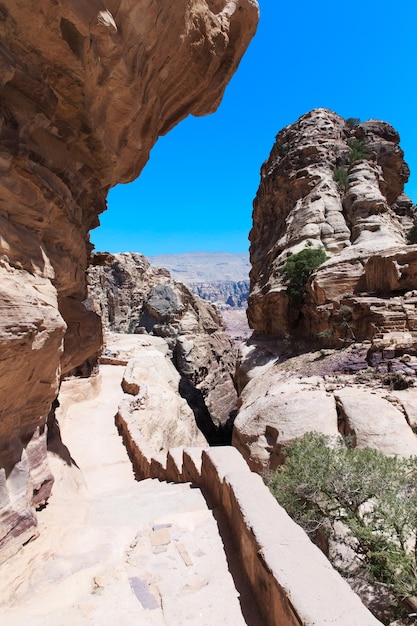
[0,0,258,560]
[233,341,417,472]
[88,253,238,441]
[235,109,417,471]
[248,108,417,347]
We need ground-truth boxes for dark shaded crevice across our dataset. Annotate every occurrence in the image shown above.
[178,377,232,446]
[46,398,80,468]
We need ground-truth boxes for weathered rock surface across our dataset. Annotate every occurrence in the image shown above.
[148,252,251,338]
[0,365,255,626]
[248,108,417,349]
[233,342,417,471]
[0,0,258,559]
[88,253,238,440]
[335,387,417,455]
[117,336,206,457]
[235,109,417,471]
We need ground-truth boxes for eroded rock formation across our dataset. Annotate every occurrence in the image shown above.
[248,108,417,344]
[88,252,238,441]
[234,109,417,470]
[0,0,259,560]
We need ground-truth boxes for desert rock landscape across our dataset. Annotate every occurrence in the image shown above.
[0,1,416,625]
[0,0,258,561]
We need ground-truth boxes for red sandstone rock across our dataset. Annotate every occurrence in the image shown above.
[0,0,259,560]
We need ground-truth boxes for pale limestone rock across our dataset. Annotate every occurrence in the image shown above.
[89,252,237,434]
[392,388,417,430]
[118,348,206,453]
[102,332,169,365]
[233,369,339,471]
[0,0,258,558]
[335,388,417,455]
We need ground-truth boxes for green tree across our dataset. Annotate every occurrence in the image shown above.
[334,166,348,191]
[281,245,328,305]
[348,137,369,163]
[346,117,361,130]
[266,433,417,613]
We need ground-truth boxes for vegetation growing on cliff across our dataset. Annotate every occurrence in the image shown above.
[281,244,328,305]
[334,166,349,191]
[347,137,369,163]
[266,433,417,616]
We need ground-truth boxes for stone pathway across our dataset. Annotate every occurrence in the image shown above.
[0,365,261,625]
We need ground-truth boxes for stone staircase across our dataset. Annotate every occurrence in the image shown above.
[0,363,383,626]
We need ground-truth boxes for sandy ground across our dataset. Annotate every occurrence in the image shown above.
[0,365,258,625]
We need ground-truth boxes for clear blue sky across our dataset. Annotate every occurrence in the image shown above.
[91,1,417,256]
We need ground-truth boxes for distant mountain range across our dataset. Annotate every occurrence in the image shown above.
[147,252,250,283]
[147,252,251,310]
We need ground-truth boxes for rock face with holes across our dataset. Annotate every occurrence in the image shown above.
[234,109,417,470]
[88,252,238,442]
[248,108,417,346]
[0,0,259,560]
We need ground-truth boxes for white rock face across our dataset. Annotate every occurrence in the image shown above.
[233,340,417,471]
[335,388,417,456]
[118,337,206,453]
[233,364,340,471]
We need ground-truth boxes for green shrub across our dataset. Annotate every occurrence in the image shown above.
[281,245,328,305]
[276,142,289,157]
[266,433,417,613]
[347,137,369,163]
[334,166,349,191]
[346,117,361,129]
[317,329,333,339]
[407,218,417,244]
[383,372,413,390]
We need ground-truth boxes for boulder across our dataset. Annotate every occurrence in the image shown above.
[233,367,339,472]
[335,388,417,456]
[118,348,207,454]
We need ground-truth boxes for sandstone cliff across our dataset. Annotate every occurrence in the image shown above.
[234,109,417,471]
[248,108,417,343]
[88,252,238,442]
[0,0,259,560]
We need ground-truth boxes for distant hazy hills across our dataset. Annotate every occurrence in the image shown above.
[147,252,250,283]
[147,252,250,310]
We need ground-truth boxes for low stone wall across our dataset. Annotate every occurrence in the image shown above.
[116,407,382,625]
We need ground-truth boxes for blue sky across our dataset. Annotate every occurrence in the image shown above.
[91,1,417,255]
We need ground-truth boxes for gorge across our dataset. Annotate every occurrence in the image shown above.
[1,2,416,625]
[0,0,259,561]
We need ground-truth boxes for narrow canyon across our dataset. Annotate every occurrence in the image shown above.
[1,2,416,626]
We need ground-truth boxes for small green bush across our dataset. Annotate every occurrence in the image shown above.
[281,245,328,305]
[348,137,369,163]
[266,432,417,613]
[407,218,417,244]
[317,329,333,339]
[346,117,361,129]
[276,142,289,157]
[334,166,348,191]
[383,372,412,390]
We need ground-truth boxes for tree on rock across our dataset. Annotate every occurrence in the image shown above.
[281,244,328,305]
[266,432,417,616]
